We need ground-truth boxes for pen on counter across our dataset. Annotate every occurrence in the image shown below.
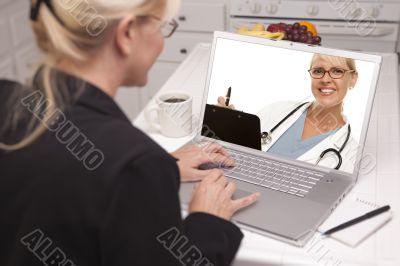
[323,205,391,236]
[225,87,232,106]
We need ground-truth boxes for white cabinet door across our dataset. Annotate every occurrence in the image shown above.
[115,88,143,121]
[159,32,213,62]
[0,18,12,57]
[0,0,41,83]
[177,2,226,32]
[0,57,15,80]
[10,8,33,47]
[147,62,180,98]
[15,44,42,84]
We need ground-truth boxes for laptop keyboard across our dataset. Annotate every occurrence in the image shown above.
[224,148,324,198]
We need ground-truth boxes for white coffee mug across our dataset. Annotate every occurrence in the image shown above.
[144,91,193,138]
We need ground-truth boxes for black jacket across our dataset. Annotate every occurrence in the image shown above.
[0,73,243,266]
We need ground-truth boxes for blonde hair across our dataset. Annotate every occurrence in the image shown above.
[0,0,180,151]
[310,54,357,72]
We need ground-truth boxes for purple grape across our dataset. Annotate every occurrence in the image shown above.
[300,25,307,32]
[285,25,293,33]
[306,38,313,44]
[293,33,300,41]
[293,22,300,29]
[312,36,322,44]
[306,31,313,38]
[299,34,308,43]
[287,33,293,41]
[292,29,299,35]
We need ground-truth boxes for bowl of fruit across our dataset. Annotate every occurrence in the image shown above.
[235,21,322,45]
[267,21,322,45]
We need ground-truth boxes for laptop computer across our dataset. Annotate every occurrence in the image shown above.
[179,31,382,246]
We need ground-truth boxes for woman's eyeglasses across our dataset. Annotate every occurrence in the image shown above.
[308,67,355,79]
[159,18,178,38]
[139,15,179,38]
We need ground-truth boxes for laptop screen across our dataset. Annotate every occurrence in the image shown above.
[202,34,380,174]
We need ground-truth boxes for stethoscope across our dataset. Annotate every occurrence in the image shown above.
[260,102,351,170]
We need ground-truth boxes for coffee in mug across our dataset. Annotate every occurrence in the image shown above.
[163,97,186,103]
[144,92,193,138]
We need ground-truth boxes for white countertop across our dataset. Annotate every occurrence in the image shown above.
[134,43,400,266]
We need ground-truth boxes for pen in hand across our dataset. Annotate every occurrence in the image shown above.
[225,87,232,106]
[323,205,391,235]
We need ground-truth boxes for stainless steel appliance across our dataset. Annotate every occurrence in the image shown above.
[229,0,400,53]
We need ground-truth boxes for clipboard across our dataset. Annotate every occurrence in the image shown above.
[201,104,261,150]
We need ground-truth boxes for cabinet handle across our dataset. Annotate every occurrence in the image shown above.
[178,16,186,21]
[180,49,187,54]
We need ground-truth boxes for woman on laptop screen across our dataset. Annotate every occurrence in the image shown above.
[217,54,359,172]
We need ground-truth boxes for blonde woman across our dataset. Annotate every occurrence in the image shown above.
[0,1,259,265]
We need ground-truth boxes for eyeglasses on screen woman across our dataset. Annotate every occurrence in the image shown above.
[308,67,356,79]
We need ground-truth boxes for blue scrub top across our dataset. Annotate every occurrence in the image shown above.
[268,110,338,159]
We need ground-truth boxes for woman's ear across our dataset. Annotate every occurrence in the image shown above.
[350,71,359,89]
[115,15,137,57]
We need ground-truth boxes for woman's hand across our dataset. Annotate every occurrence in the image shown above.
[217,96,236,110]
[171,142,235,182]
[189,169,260,220]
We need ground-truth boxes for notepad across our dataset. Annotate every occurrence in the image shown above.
[318,195,393,247]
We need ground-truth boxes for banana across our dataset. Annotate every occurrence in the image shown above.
[237,30,285,40]
[237,28,251,35]
[237,26,250,32]
[275,32,285,40]
[252,23,265,31]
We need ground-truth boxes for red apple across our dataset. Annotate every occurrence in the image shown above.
[267,23,286,33]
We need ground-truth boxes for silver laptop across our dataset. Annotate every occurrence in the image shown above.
[179,31,382,246]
